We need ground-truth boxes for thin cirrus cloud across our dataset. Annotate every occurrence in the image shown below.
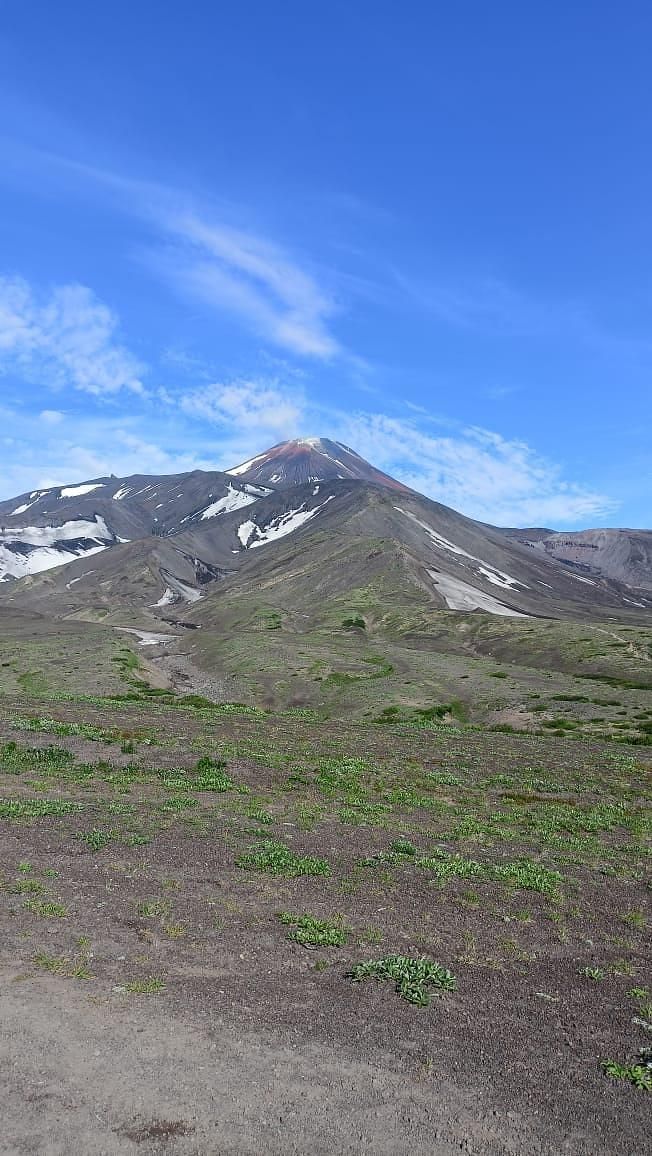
[0,275,146,396]
[18,154,345,361]
[149,211,341,360]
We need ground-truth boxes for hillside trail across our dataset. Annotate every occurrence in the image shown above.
[589,625,650,661]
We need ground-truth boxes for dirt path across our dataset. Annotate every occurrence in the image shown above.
[0,973,542,1156]
[590,625,650,661]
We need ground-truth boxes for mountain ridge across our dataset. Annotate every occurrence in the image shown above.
[1,437,650,625]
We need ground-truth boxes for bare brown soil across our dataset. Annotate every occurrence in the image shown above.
[0,695,650,1155]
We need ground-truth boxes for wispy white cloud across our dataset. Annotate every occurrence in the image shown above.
[150,213,341,359]
[0,276,146,396]
[332,411,615,526]
[0,377,615,526]
[178,377,305,465]
[28,157,344,361]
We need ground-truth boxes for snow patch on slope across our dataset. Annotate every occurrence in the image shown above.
[154,586,177,607]
[0,516,114,582]
[237,498,334,550]
[200,485,258,520]
[2,516,112,546]
[11,501,37,516]
[428,571,528,617]
[0,542,108,581]
[60,483,106,499]
[395,507,526,590]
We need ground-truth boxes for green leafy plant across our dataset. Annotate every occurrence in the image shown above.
[602,1055,652,1092]
[23,899,67,917]
[348,955,457,1006]
[77,828,113,851]
[278,912,349,946]
[578,966,606,981]
[236,840,331,877]
[124,976,166,994]
[0,798,83,819]
[194,756,233,792]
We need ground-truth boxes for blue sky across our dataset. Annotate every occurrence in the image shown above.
[0,0,650,526]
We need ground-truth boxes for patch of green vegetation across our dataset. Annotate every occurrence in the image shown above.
[339,800,390,825]
[315,756,368,795]
[372,701,467,727]
[0,798,83,819]
[236,839,331,877]
[1,741,77,773]
[138,900,170,918]
[578,966,606,981]
[10,878,45,895]
[23,899,67,917]
[160,795,198,812]
[77,828,113,851]
[278,912,350,946]
[341,615,366,630]
[492,859,563,895]
[194,756,234,792]
[348,955,457,1005]
[12,716,129,743]
[123,976,166,994]
[326,654,393,686]
[550,694,591,703]
[34,941,93,979]
[602,1055,652,1092]
[426,771,464,787]
[416,849,483,881]
[577,673,651,692]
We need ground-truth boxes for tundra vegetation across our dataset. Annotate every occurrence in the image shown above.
[0,608,650,1153]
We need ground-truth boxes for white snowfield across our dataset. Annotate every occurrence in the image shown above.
[394,507,527,591]
[154,586,177,607]
[1,516,112,545]
[112,485,132,501]
[237,498,334,550]
[428,571,529,617]
[0,516,113,582]
[59,483,106,499]
[200,485,258,520]
[0,542,107,581]
[115,628,174,646]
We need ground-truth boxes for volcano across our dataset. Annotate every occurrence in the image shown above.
[227,437,412,492]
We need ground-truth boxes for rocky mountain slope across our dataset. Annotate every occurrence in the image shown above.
[502,526,652,592]
[0,438,650,625]
[0,470,268,583]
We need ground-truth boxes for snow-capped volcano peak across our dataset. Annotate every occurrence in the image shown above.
[227,437,410,491]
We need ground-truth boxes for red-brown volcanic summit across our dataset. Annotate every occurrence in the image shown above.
[227,436,411,492]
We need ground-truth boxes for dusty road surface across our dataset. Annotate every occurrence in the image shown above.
[1,973,581,1156]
